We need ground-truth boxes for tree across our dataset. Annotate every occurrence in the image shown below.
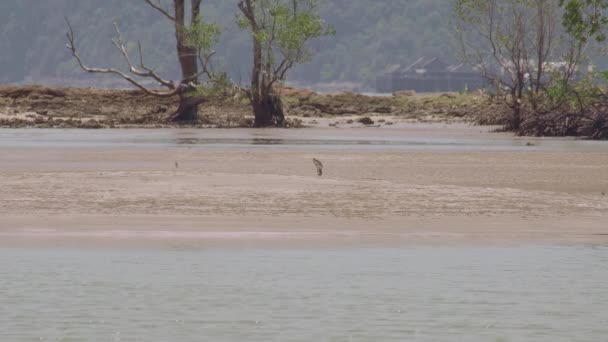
[561,0,608,42]
[237,0,334,127]
[454,0,583,130]
[65,0,221,122]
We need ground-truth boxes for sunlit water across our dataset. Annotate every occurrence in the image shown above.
[2,246,607,341]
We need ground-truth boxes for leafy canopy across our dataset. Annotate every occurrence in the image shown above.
[560,0,608,42]
[239,0,335,68]
[183,16,221,53]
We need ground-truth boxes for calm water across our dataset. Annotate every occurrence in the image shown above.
[2,246,607,342]
[1,128,607,151]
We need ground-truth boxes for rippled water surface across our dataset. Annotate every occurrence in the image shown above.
[2,246,607,341]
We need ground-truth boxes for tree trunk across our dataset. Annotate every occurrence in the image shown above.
[172,96,199,122]
[511,105,521,130]
[508,86,522,131]
[250,32,284,127]
[173,0,200,122]
[239,0,285,127]
[252,94,285,127]
[171,89,207,122]
[174,0,199,81]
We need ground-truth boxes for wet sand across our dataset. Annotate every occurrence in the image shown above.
[1,126,607,247]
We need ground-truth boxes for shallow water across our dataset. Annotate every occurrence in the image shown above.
[1,128,606,151]
[2,246,607,341]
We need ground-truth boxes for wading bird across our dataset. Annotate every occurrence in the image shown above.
[313,158,323,176]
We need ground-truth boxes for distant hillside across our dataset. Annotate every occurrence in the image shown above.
[3,1,605,90]
[0,0,461,89]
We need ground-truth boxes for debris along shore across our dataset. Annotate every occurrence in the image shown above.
[0,85,500,129]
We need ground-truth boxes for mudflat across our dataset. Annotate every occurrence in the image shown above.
[1,126,607,247]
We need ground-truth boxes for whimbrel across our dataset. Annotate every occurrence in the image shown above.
[313,158,323,176]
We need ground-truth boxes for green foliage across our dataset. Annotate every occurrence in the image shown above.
[545,71,603,108]
[453,0,488,24]
[560,0,608,42]
[238,0,334,75]
[270,2,335,63]
[182,14,224,84]
[183,16,221,53]
[190,72,234,98]
[560,0,608,82]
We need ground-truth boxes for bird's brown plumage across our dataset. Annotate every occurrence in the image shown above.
[313,158,323,176]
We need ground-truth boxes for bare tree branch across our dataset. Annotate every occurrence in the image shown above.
[65,1,219,122]
[65,17,179,98]
[143,0,176,21]
[110,23,176,89]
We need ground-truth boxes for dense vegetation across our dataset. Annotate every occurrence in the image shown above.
[0,0,456,87]
[453,0,608,139]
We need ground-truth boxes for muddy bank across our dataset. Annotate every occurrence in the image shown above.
[0,85,502,128]
[0,85,251,128]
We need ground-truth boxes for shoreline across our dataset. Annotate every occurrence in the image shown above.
[2,214,608,248]
[0,85,490,129]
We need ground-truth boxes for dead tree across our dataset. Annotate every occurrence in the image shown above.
[65,0,214,122]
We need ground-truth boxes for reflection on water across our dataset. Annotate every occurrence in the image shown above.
[177,138,296,145]
[172,137,458,147]
[252,138,288,145]
[1,246,607,341]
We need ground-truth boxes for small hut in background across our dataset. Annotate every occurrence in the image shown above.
[376,57,485,93]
